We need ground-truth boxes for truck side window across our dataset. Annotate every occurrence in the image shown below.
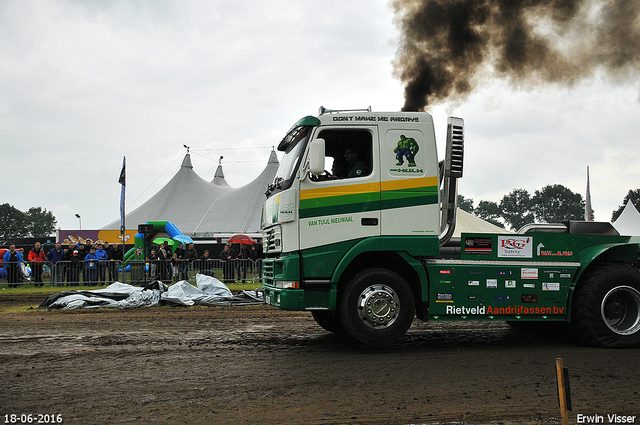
[315,129,372,180]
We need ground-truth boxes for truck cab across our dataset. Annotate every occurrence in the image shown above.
[261,107,640,348]
[262,108,447,297]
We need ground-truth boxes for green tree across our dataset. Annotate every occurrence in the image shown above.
[611,189,640,221]
[24,207,57,237]
[0,203,27,241]
[532,184,585,223]
[474,200,504,228]
[0,204,57,241]
[500,188,534,231]
[457,194,474,213]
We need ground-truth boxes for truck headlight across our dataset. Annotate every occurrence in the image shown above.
[275,281,299,289]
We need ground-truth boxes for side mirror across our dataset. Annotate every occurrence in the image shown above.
[308,138,325,175]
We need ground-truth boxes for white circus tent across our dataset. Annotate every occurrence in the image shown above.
[612,202,640,236]
[453,208,513,237]
[102,150,279,238]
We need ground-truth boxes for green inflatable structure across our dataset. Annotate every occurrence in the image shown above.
[122,220,194,267]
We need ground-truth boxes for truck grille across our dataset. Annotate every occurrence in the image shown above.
[263,225,282,254]
[262,259,275,287]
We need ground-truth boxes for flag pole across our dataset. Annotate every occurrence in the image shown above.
[119,156,126,273]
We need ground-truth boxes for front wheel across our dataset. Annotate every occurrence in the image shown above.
[338,268,415,346]
[572,263,640,348]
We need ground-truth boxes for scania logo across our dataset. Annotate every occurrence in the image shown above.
[279,204,294,219]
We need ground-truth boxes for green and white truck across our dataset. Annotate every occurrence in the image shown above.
[261,107,640,347]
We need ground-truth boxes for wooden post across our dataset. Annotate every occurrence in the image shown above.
[556,357,569,425]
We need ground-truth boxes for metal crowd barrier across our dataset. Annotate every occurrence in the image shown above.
[133,258,263,285]
[1,258,263,287]
[0,259,124,287]
[202,258,263,284]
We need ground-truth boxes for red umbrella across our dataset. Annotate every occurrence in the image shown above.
[227,234,256,245]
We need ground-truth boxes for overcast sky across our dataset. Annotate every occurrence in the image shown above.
[2,0,639,231]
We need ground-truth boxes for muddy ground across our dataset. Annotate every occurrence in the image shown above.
[0,293,638,425]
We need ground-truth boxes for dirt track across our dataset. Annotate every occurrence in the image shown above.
[0,294,638,425]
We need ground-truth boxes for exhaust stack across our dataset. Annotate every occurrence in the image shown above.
[439,117,464,246]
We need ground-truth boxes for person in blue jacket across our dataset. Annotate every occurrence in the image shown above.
[3,245,23,288]
[47,243,66,287]
[84,247,99,285]
[95,244,109,284]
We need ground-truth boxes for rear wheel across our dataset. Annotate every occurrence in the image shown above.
[338,268,415,346]
[572,263,640,348]
[311,311,345,335]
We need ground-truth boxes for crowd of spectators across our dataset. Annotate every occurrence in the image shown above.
[146,242,200,282]
[218,243,259,283]
[45,241,124,286]
[2,240,126,287]
[2,240,263,287]
[145,241,261,284]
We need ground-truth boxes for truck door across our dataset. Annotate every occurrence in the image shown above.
[299,126,380,254]
[378,124,440,237]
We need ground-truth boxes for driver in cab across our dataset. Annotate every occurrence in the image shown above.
[344,147,367,178]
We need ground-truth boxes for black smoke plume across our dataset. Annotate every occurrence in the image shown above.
[392,0,640,111]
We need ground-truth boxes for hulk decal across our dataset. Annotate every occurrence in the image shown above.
[394,135,419,167]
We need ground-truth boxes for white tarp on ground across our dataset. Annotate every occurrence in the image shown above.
[38,274,264,310]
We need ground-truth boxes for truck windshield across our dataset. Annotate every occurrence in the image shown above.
[266,125,313,196]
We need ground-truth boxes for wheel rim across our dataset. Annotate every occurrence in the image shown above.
[600,285,640,335]
[357,284,400,329]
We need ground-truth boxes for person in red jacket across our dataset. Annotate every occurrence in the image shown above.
[28,242,46,287]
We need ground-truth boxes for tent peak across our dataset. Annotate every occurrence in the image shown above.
[212,164,230,187]
[612,201,640,236]
[268,148,279,164]
[181,154,193,169]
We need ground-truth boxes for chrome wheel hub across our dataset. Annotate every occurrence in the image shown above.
[357,284,400,329]
[601,285,640,335]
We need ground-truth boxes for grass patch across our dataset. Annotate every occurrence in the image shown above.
[0,285,86,297]
[0,304,43,314]
[227,282,262,292]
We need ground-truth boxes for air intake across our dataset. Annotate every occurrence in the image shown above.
[439,117,465,246]
[445,117,464,178]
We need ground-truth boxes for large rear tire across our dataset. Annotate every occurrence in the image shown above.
[311,311,345,335]
[338,268,415,346]
[572,263,640,348]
